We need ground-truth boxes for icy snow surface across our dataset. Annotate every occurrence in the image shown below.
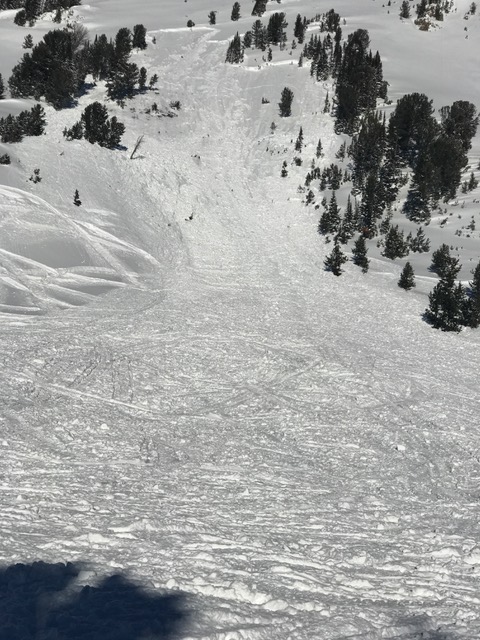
[0,0,480,638]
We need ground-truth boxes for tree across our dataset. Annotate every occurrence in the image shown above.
[114,27,132,64]
[383,225,409,259]
[281,160,288,177]
[315,138,323,158]
[279,87,294,117]
[208,11,217,25]
[187,20,195,28]
[294,126,303,152]
[23,34,34,49]
[106,62,139,102]
[251,0,268,17]
[352,235,369,272]
[231,2,241,21]
[0,73,4,99]
[440,100,478,152]
[430,244,459,279]
[425,279,465,332]
[18,103,46,136]
[80,102,125,148]
[398,262,415,289]
[399,0,411,18]
[318,191,341,235]
[225,33,244,63]
[73,189,81,206]
[138,66,147,91]
[132,24,147,50]
[409,226,430,253]
[464,261,480,328]
[293,14,306,44]
[324,242,347,276]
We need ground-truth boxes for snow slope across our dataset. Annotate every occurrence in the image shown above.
[0,1,480,638]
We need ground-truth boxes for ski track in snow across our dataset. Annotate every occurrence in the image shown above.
[1,1,480,638]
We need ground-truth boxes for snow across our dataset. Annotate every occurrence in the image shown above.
[0,0,480,638]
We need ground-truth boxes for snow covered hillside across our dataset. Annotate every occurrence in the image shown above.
[0,1,480,638]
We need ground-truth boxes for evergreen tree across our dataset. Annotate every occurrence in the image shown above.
[383,225,409,259]
[352,235,369,272]
[399,0,411,18]
[324,242,347,276]
[251,0,268,17]
[138,66,147,91]
[208,11,217,25]
[18,103,46,136]
[430,244,459,278]
[464,261,480,328]
[225,32,244,63]
[293,14,306,44]
[73,189,81,206]
[231,2,241,21]
[106,62,139,102]
[266,12,288,45]
[279,87,294,117]
[132,24,147,50]
[0,153,11,165]
[243,31,252,48]
[398,261,415,289]
[80,102,125,148]
[342,195,356,239]
[281,160,288,177]
[0,73,4,99]
[425,275,465,332]
[23,34,34,49]
[294,126,303,152]
[315,138,323,158]
[114,27,132,64]
[0,114,23,143]
[409,226,430,253]
[63,121,83,140]
[440,100,478,152]
[318,191,341,235]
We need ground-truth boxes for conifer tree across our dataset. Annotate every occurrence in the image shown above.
[409,226,430,253]
[0,73,4,100]
[399,1,411,18]
[430,244,457,278]
[398,261,415,290]
[464,261,480,328]
[425,273,465,332]
[318,191,341,235]
[73,189,81,206]
[225,33,244,63]
[23,34,34,49]
[281,160,288,177]
[231,2,241,21]
[132,24,147,50]
[208,11,217,25]
[352,235,369,272]
[383,225,409,259]
[295,126,304,152]
[315,138,323,158]
[324,242,347,276]
[279,87,294,117]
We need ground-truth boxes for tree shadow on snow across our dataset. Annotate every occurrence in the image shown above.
[0,561,190,640]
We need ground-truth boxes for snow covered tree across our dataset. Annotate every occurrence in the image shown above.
[352,235,369,272]
[324,242,347,276]
[132,24,147,50]
[279,87,294,117]
[398,262,415,290]
[231,2,241,21]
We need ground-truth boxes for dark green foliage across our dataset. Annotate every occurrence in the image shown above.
[0,153,11,165]
[23,33,33,49]
[266,12,287,45]
[388,93,438,166]
[398,262,415,289]
[225,32,244,63]
[9,29,86,108]
[208,11,217,25]
[430,244,460,279]
[294,126,303,152]
[335,30,385,134]
[464,261,480,328]
[409,226,430,253]
[132,24,147,50]
[231,2,240,21]
[399,0,411,18]
[106,62,139,102]
[383,225,409,259]
[114,27,132,63]
[251,0,268,17]
[70,102,125,148]
[293,14,307,44]
[324,242,347,276]
[279,87,294,117]
[318,191,341,235]
[352,235,369,272]
[0,104,45,142]
[440,100,478,151]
